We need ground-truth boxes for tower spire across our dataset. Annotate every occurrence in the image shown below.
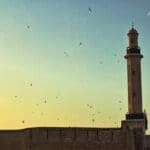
[131,21,134,28]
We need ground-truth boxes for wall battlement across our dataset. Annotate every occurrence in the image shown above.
[0,126,130,150]
[0,127,124,142]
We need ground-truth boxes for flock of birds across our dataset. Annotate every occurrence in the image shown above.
[25,6,120,65]
[13,82,124,126]
[11,7,146,126]
[86,100,123,125]
[13,83,63,124]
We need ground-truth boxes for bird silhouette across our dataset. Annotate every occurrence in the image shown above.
[88,7,92,12]
[27,25,30,29]
[79,42,82,46]
[87,104,93,109]
[22,120,25,124]
[64,51,69,57]
[92,119,95,123]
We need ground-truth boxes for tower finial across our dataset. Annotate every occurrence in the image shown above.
[131,21,134,28]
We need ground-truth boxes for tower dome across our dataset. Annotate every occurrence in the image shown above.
[127,23,139,35]
[128,27,138,35]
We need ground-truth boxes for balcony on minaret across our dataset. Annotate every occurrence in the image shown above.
[126,27,141,54]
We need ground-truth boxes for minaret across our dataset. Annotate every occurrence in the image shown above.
[125,25,144,120]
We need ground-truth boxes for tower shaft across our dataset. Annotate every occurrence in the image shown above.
[125,53,143,114]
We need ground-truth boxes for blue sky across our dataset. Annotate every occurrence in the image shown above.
[0,0,150,133]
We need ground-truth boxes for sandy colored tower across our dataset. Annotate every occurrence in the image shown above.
[122,25,148,150]
[125,25,144,119]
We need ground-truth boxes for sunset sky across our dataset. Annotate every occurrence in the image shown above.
[0,0,150,134]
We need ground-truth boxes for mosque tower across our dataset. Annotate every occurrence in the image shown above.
[123,24,148,150]
[125,24,145,120]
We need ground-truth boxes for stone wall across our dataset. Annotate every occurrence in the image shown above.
[0,126,131,150]
[0,119,147,150]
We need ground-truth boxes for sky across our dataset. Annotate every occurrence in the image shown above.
[0,0,150,134]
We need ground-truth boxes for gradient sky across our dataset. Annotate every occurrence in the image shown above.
[0,0,150,134]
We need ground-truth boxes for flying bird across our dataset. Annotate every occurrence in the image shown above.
[88,7,92,12]
[22,120,25,124]
[92,119,95,123]
[79,42,82,46]
[27,25,30,29]
[64,51,69,57]
[89,105,93,109]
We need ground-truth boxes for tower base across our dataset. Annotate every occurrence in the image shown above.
[126,113,145,120]
[126,113,148,130]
